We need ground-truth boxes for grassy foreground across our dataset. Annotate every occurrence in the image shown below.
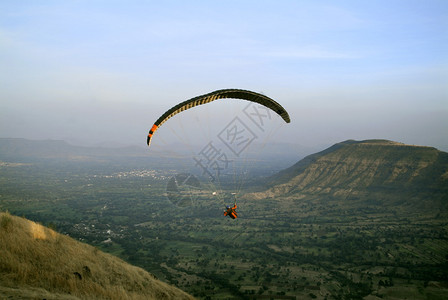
[0,211,194,300]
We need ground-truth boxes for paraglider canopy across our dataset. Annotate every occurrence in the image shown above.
[147,89,290,147]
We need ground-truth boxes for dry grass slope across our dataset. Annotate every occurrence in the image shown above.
[0,212,194,300]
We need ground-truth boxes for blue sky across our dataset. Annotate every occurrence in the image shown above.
[1,0,447,151]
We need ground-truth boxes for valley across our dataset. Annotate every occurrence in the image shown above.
[0,139,447,299]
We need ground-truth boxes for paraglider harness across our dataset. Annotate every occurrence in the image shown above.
[224,201,238,219]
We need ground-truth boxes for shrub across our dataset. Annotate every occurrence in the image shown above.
[1,213,12,231]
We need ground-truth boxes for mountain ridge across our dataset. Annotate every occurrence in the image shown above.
[247,139,448,213]
[0,138,149,161]
[0,138,312,164]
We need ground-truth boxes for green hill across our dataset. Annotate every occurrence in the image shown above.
[0,212,194,300]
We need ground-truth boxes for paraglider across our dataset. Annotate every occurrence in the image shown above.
[146,89,291,220]
[146,89,291,147]
[224,202,238,219]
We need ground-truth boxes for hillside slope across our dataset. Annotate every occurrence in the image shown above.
[0,212,194,300]
[248,140,448,212]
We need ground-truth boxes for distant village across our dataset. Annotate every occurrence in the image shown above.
[90,169,178,180]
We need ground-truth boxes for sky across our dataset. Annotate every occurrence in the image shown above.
[1,0,447,152]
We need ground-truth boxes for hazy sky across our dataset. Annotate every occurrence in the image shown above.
[1,0,447,151]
